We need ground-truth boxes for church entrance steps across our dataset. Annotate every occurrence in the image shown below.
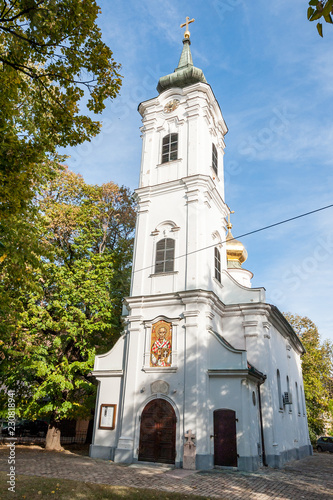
[128,463,174,473]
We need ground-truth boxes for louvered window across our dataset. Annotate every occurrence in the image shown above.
[214,247,221,283]
[155,238,175,273]
[162,134,178,164]
[212,143,218,175]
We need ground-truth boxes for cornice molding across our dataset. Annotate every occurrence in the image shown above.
[138,82,228,137]
[91,370,124,378]
[135,174,228,215]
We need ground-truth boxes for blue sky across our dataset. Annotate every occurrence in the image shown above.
[63,0,333,343]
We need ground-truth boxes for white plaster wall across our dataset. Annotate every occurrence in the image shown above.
[93,376,122,447]
[92,289,309,466]
[220,304,310,457]
[207,332,246,370]
[114,292,266,462]
[138,84,226,195]
[112,293,215,460]
[260,323,310,456]
[208,377,261,461]
[130,177,229,297]
[94,336,125,371]
[227,268,253,288]
[130,187,268,302]
[115,299,186,461]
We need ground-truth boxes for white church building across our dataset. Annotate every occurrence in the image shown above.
[90,21,312,471]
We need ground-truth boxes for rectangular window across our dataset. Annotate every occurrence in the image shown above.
[162,134,178,163]
[155,238,175,273]
[212,143,218,175]
[214,247,221,282]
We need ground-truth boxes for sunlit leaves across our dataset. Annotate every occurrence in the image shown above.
[317,22,323,36]
[307,0,333,36]
[284,313,333,438]
[0,0,122,146]
[0,170,136,423]
[0,0,122,291]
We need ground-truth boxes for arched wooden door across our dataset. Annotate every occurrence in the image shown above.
[138,399,176,464]
[213,409,237,467]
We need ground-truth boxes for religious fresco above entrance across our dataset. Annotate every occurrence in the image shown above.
[150,321,172,367]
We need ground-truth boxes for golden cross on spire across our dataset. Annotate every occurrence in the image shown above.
[180,16,195,39]
[227,210,235,229]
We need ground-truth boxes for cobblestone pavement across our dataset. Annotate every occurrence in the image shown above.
[0,446,332,499]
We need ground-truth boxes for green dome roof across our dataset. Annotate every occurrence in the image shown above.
[157,39,207,94]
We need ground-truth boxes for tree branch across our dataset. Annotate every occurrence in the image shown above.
[0,1,46,24]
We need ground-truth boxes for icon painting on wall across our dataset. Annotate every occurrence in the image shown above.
[150,321,172,367]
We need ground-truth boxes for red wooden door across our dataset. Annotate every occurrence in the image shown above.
[214,409,237,467]
[138,399,176,464]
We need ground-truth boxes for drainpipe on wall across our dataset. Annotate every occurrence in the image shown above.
[258,381,268,467]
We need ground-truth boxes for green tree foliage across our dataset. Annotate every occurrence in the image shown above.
[0,0,121,148]
[0,0,122,280]
[0,169,136,444]
[307,0,333,37]
[285,313,333,439]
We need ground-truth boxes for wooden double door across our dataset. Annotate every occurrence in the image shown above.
[214,409,237,467]
[138,399,176,464]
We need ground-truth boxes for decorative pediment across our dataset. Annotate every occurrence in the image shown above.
[151,220,181,237]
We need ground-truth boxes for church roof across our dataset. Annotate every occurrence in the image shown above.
[247,361,266,381]
[269,305,306,354]
[157,38,207,94]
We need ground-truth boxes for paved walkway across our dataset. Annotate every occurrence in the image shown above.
[0,446,332,499]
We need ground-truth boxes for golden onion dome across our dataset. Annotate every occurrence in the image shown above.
[226,222,248,268]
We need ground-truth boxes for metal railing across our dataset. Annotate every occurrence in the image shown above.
[0,431,88,445]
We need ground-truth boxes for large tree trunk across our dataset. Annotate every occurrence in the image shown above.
[45,425,63,451]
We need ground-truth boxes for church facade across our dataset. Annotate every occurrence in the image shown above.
[90,24,312,471]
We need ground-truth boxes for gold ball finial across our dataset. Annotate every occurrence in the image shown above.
[180,16,195,40]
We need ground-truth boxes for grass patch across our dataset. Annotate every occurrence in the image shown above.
[0,472,210,499]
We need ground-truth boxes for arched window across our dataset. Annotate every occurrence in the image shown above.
[162,133,178,163]
[214,247,221,283]
[212,143,218,175]
[277,370,283,410]
[155,238,175,273]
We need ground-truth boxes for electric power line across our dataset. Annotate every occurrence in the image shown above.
[227,203,333,242]
[133,203,333,274]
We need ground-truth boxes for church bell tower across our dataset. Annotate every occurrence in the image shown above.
[131,20,230,299]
